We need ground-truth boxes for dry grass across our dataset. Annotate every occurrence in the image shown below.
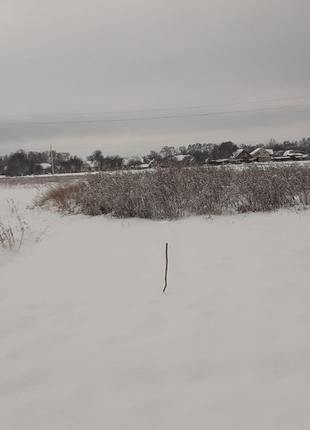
[37,165,310,219]
[0,202,29,250]
[36,183,82,213]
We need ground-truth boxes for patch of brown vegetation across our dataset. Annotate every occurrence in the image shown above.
[37,166,310,219]
[36,183,82,213]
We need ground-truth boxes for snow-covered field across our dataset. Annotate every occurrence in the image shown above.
[1,183,310,429]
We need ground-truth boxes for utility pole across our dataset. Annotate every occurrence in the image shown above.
[50,144,55,175]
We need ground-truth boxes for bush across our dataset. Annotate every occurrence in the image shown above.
[37,166,310,219]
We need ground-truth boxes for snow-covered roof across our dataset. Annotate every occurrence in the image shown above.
[232,148,249,158]
[122,156,144,166]
[136,163,151,169]
[250,147,271,156]
[85,160,96,168]
[39,163,52,170]
[173,154,191,161]
[233,149,244,157]
[283,150,306,157]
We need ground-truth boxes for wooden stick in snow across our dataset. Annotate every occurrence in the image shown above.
[163,242,168,293]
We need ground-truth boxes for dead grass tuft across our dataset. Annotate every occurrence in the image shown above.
[0,201,29,250]
[36,183,82,213]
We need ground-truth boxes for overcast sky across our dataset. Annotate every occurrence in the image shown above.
[1,0,310,156]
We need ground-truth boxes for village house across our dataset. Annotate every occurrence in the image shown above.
[206,158,231,166]
[250,147,272,162]
[172,154,193,165]
[85,160,97,171]
[231,148,252,162]
[122,156,144,169]
[35,162,52,174]
[283,150,308,160]
[135,160,153,169]
[150,154,193,168]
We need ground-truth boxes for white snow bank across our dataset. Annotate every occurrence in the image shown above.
[0,184,310,429]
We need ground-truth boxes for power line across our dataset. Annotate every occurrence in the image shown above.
[2,95,310,120]
[0,102,309,127]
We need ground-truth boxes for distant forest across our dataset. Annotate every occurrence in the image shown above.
[1,137,310,176]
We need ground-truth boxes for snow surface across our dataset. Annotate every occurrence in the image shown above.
[1,184,310,429]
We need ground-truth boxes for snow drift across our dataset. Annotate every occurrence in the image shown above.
[1,184,310,429]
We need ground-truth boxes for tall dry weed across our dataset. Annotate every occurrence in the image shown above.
[37,166,310,219]
[0,201,29,250]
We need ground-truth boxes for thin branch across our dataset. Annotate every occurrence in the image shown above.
[163,242,169,293]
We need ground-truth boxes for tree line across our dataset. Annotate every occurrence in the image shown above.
[1,137,310,176]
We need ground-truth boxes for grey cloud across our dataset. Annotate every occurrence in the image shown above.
[0,0,309,155]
